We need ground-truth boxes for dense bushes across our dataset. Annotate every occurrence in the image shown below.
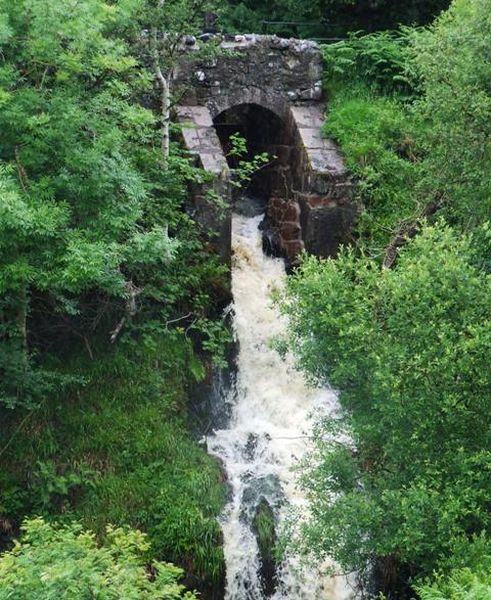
[0,0,227,593]
[411,0,491,228]
[279,0,491,597]
[0,0,228,410]
[280,224,491,583]
[0,334,226,586]
[321,0,491,253]
[0,517,197,599]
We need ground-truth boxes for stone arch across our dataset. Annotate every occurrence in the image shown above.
[174,35,357,265]
[206,90,291,123]
[212,102,294,205]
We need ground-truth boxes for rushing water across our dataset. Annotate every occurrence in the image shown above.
[207,213,353,600]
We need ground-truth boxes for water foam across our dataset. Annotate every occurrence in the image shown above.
[207,214,352,599]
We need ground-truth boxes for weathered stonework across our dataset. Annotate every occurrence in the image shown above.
[174,34,356,263]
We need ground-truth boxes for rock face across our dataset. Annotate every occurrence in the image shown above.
[174,34,356,263]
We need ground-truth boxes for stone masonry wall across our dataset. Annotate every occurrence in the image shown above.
[174,34,357,263]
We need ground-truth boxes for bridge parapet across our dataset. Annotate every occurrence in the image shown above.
[175,34,323,115]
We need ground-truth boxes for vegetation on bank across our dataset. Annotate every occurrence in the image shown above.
[0,517,198,599]
[279,0,491,597]
[1,336,226,584]
[0,0,228,592]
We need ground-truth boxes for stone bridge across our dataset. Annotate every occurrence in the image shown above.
[174,34,356,264]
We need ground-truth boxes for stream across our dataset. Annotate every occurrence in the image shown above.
[207,212,353,599]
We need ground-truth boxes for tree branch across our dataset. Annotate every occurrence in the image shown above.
[382,196,445,269]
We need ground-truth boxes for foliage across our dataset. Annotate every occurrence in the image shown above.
[411,0,491,228]
[220,0,450,38]
[227,132,271,189]
[0,517,197,599]
[417,543,491,600]
[419,572,491,600]
[323,29,416,96]
[31,460,96,511]
[278,222,491,582]
[253,500,276,556]
[323,89,423,254]
[319,30,426,256]
[0,0,229,410]
[0,333,226,584]
[277,3,491,597]
[321,0,491,256]
[0,0,229,591]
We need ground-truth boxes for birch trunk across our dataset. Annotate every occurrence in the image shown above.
[151,0,170,166]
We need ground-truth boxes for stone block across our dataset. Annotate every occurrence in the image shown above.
[280,222,301,241]
[181,127,200,150]
[297,128,327,150]
[199,152,229,175]
[308,148,347,176]
[283,201,300,221]
[305,194,328,209]
[197,127,223,151]
[290,106,325,129]
[282,239,305,259]
[190,106,214,127]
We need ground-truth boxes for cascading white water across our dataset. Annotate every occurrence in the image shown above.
[207,213,352,600]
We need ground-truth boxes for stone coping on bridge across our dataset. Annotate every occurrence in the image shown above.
[289,106,347,179]
[177,105,229,175]
[182,33,320,54]
[177,103,347,181]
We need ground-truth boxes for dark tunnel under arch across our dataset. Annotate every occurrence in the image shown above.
[213,103,296,207]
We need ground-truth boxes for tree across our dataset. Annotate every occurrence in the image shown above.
[125,0,221,163]
[0,0,226,408]
[0,517,197,599]
[278,222,491,592]
[411,0,491,228]
[221,0,450,38]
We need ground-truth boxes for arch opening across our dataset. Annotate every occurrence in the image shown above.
[213,103,295,215]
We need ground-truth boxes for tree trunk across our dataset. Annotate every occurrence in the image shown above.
[151,26,171,166]
[16,285,29,373]
[157,65,171,162]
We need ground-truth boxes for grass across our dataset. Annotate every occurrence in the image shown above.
[324,83,426,257]
[0,332,226,586]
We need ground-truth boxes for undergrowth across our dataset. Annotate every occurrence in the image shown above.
[0,332,226,586]
[321,31,428,257]
[324,86,424,256]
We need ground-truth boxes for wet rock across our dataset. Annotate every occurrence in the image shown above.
[252,499,278,597]
[241,474,283,521]
[260,218,283,258]
[234,193,266,217]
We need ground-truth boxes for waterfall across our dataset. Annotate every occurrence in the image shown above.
[207,213,352,600]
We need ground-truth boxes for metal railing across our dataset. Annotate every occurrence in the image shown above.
[260,20,344,42]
